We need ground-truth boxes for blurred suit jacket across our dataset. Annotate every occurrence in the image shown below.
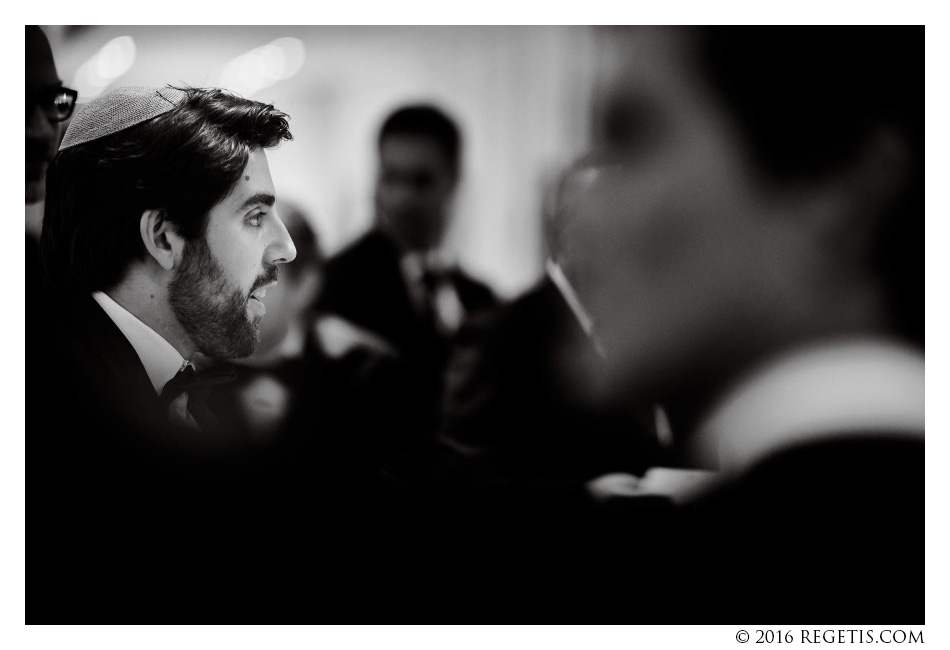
[677,433,925,623]
[316,228,497,479]
[448,432,924,623]
[318,229,496,353]
[574,335,925,622]
[436,276,660,518]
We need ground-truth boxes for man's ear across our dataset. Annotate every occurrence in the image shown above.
[140,209,185,271]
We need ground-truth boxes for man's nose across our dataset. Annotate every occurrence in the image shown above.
[267,213,297,265]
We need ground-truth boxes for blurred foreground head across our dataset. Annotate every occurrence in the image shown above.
[565,27,922,413]
[374,104,461,251]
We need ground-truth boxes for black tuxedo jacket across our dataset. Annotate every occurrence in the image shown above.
[28,293,202,618]
[26,291,423,620]
[29,292,244,463]
[677,433,925,623]
[31,292,171,465]
[562,432,924,623]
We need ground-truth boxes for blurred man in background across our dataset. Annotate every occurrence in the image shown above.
[561,26,923,621]
[317,105,496,480]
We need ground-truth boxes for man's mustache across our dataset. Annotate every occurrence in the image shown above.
[249,265,280,295]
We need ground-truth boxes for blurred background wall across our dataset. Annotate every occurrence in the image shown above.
[41,25,598,298]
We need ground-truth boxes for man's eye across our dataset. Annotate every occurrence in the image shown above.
[247,213,264,227]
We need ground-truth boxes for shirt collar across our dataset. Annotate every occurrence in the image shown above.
[690,337,924,474]
[92,291,190,395]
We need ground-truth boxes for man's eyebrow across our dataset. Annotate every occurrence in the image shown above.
[237,192,276,212]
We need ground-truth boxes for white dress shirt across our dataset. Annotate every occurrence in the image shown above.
[690,336,925,475]
[631,337,924,505]
[400,250,465,335]
[92,291,191,395]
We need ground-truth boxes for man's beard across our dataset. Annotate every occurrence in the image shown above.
[168,236,278,360]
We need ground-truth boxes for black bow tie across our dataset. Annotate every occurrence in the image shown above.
[159,365,237,410]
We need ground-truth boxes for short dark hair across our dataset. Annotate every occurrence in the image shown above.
[377,104,462,176]
[41,87,292,292]
[695,27,923,347]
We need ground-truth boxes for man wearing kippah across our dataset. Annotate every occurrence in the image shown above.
[29,86,298,611]
[38,84,296,440]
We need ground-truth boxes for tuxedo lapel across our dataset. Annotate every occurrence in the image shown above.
[62,293,159,410]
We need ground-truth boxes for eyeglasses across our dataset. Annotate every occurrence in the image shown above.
[27,87,78,123]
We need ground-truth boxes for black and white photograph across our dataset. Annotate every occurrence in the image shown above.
[12,12,940,637]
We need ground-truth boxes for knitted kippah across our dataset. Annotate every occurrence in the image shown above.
[59,86,188,151]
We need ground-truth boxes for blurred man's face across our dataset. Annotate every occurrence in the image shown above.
[375,134,456,251]
[565,28,817,403]
[169,148,297,359]
[26,28,62,204]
